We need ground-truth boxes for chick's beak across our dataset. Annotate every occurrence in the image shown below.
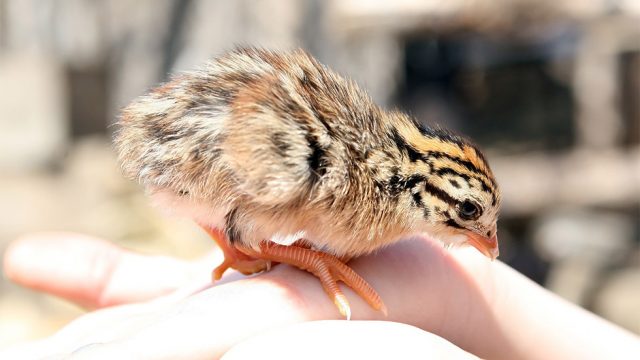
[466,231,499,260]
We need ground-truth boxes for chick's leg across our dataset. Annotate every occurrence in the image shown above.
[239,242,387,319]
[200,226,271,280]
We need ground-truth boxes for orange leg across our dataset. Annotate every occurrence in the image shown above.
[200,225,271,280]
[239,242,387,319]
[292,239,351,263]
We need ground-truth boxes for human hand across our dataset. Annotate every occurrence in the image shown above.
[0,232,494,359]
[2,232,638,359]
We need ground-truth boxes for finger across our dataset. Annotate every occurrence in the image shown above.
[222,320,479,360]
[4,278,297,359]
[3,232,206,308]
[12,278,301,359]
[0,300,173,359]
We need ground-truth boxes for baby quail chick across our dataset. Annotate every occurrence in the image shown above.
[115,48,501,319]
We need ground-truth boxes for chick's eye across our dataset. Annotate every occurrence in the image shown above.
[459,200,481,220]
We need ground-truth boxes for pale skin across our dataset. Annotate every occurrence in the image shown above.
[2,232,639,359]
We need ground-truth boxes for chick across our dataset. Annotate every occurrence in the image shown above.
[115,47,500,319]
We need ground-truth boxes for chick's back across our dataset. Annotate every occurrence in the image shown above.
[115,48,388,209]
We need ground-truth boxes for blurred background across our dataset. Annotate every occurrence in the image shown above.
[0,0,639,347]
